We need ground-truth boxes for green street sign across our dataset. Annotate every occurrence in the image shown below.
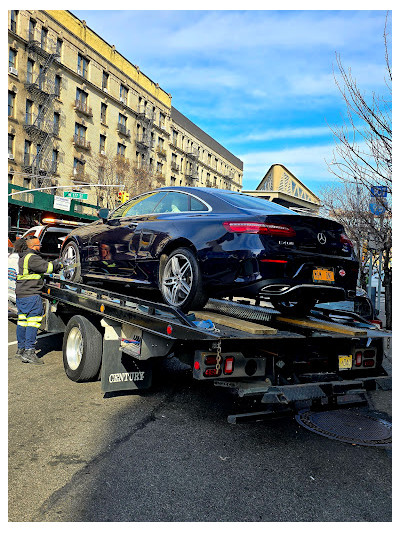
[63,191,88,200]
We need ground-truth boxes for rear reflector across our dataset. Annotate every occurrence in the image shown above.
[224,356,234,375]
[363,359,375,367]
[355,351,362,367]
[205,355,217,365]
[223,222,296,237]
[363,350,376,359]
[204,368,221,377]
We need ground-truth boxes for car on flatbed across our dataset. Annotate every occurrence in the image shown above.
[60,187,359,314]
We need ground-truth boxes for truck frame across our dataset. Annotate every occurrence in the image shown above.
[39,276,391,422]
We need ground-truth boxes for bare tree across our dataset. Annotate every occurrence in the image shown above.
[325,13,392,328]
[85,152,166,211]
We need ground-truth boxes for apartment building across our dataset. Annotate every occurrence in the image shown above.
[8,9,243,213]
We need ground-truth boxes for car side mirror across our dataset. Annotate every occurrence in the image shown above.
[97,208,109,222]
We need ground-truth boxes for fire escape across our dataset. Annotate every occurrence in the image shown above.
[185,144,199,182]
[136,102,155,171]
[23,27,60,189]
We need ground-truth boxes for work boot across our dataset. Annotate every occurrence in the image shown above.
[15,347,25,359]
[21,348,44,365]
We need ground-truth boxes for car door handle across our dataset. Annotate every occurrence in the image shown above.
[127,223,138,229]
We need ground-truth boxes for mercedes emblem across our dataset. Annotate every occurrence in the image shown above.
[317,232,327,244]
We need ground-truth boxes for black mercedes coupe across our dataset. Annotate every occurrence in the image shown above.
[60,187,358,314]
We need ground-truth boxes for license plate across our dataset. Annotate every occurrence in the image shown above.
[338,355,352,370]
[313,268,335,283]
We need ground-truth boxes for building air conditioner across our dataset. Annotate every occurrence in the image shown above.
[9,66,18,76]
[103,87,108,93]
[77,69,82,76]
[120,98,127,104]
[8,153,15,160]
[73,168,77,175]
[100,151,106,155]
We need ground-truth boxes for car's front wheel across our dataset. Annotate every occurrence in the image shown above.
[271,297,316,317]
[160,247,208,312]
[61,241,82,283]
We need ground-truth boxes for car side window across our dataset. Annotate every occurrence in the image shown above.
[152,192,189,213]
[190,196,208,211]
[110,192,167,219]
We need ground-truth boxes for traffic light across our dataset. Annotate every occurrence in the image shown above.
[117,191,123,202]
[122,192,129,203]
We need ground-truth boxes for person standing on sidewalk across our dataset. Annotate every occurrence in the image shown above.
[14,237,63,364]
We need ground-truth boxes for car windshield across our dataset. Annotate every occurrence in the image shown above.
[212,190,296,214]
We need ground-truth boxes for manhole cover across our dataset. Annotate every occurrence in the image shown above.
[295,409,392,446]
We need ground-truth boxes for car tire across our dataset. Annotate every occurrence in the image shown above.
[61,241,82,283]
[63,315,103,382]
[159,247,208,312]
[271,297,316,317]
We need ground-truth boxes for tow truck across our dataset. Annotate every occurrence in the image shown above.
[37,275,391,422]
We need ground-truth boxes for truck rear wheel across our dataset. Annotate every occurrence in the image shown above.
[63,315,103,382]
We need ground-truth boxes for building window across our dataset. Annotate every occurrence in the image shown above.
[25,99,33,125]
[118,113,127,127]
[9,174,13,184]
[51,149,58,173]
[73,157,85,178]
[117,143,126,157]
[102,71,109,91]
[41,27,48,50]
[159,112,165,129]
[54,75,61,98]
[9,48,17,70]
[24,140,31,165]
[53,112,60,136]
[99,135,106,154]
[120,84,128,105]
[10,10,18,33]
[8,134,14,157]
[28,19,36,41]
[56,38,62,57]
[77,53,89,78]
[156,161,163,175]
[76,87,88,105]
[26,58,34,84]
[8,91,15,118]
[170,177,176,186]
[172,129,178,147]
[75,122,87,144]
[100,102,107,124]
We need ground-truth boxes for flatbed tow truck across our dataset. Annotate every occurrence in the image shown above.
[35,276,391,422]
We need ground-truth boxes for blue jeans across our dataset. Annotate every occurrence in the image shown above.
[16,295,44,350]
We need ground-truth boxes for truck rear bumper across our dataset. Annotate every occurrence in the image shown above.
[261,375,391,405]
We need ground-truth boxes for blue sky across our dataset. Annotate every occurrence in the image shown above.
[73,9,391,196]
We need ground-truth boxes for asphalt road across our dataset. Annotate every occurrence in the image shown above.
[8,319,392,522]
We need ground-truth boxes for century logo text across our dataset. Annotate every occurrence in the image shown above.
[108,372,145,383]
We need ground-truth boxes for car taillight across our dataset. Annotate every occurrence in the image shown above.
[223,222,296,237]
[340,233,354,248]
[355,351,363,367]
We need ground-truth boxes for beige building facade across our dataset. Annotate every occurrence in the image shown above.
[8,9,243,212]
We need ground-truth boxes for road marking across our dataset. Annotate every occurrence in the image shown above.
[8,332,60,346]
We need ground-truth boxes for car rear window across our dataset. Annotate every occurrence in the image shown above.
[212,190,295,214]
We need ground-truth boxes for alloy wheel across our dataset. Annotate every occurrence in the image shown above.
[162,253,194,306]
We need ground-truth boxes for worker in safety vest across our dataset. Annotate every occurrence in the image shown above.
[14,236,63,364]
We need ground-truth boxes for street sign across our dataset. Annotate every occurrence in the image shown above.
[371,186,388,198]
[369,201,387,216]
[63,191,88,200]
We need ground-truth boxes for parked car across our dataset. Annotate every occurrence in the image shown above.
[60,187,358,314]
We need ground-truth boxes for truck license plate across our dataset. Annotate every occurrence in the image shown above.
[313,268,335,283]
[338,355,352,370]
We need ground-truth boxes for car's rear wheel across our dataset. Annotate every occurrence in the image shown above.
[271,297,316,317]
[61,241,82,283]
[160,247,208,312]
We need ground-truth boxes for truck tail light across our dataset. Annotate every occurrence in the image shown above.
[205,355,217,365]
[355,351,363,367]
[223,222,296,237]
[224,356,234,375]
